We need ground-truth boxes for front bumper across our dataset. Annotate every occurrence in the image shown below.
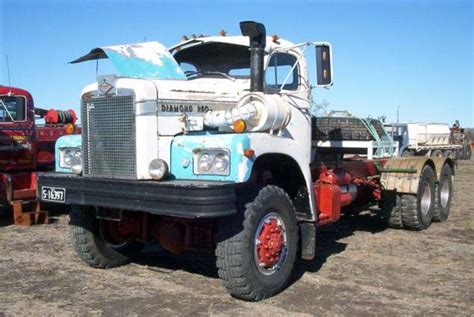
[38,173,236,218]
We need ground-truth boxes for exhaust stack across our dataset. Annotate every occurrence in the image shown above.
[240,21,266,92]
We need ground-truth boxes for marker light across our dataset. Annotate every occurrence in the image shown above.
[233,119,246,133]
[64,123,75,134]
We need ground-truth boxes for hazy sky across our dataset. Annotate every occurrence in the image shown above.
[1,0,472,126]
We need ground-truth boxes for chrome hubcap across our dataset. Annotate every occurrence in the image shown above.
[440,179,450,208]
[421,184,432,216]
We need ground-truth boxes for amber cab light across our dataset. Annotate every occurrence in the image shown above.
[233,119,246,133]
[64,123,75,134]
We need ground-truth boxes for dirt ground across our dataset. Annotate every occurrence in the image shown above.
[0,160,472,316]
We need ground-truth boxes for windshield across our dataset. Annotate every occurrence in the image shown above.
[0,96,26,122]
[173,42,250,79]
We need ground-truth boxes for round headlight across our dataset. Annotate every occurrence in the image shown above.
[63,149,73,166]
[198,153,212,171]
[214,153,229,172]
[149,159,168,180]
[71,156,82,175]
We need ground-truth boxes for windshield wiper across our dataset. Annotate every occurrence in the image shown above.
[0,99,15,122]
[185,71,235,81]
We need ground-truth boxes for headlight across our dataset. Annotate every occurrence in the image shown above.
[71,156,82,175]
[60,147,82,169]
[194,149,230,175]
[149,159,169,180]
[214,153,229,172]
[198,153,213,172]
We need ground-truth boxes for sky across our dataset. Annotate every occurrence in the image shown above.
[0,0,473,126]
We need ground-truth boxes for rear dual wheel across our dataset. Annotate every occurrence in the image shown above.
[433,163,453,222]
[381,165,437,230]
[431,150,443,158]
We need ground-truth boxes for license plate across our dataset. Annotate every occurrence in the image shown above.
[41,186,66,203]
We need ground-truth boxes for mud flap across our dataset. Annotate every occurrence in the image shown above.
[380,157,451,194]
[299,222,316,260]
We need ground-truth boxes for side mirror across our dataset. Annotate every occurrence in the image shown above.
[315,43,333,87]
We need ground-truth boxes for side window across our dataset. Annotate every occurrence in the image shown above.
[265,53,299,91]
[228,67,250,78]
[179,62,198,75]
[0,96,26,122]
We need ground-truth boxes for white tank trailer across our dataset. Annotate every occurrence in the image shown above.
[385,122,462,158]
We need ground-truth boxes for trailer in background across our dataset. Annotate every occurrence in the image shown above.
[384,122,463,159]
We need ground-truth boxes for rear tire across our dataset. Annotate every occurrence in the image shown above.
[433,163,453,222]
[463,145,472,160]
[400,165,435,230]
[215,185,298,301]
[69,205,143,268]
[431,150,443,158]
[379,191,403,228]
[443,150,454,159]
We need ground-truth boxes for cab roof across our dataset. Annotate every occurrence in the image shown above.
[169,35,299,54]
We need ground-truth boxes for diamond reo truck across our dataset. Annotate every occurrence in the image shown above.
[38,21,455,301]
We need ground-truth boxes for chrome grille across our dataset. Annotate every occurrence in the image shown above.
[82,95,136,179]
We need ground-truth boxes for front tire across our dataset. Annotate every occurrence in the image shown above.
[69,205,143,268]
[215,185,298,301]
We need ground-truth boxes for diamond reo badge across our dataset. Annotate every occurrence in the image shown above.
[98,79,113,95]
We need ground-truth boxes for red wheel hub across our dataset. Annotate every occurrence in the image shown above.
[100,216,140,245]
[256,218,285,267]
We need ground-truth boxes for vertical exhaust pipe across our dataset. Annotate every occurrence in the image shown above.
[240,21,266,92]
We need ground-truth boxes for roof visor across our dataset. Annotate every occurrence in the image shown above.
[70,42,187,80]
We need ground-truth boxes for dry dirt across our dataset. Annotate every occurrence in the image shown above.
[0,160,473,316]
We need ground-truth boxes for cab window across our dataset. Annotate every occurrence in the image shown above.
[265,53,299,91]
[0,96,26,122]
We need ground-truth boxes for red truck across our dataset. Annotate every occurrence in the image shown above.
[0,85,78,225]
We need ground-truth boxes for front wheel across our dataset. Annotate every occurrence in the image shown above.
[69,205,143,268]
[215,185,298,301]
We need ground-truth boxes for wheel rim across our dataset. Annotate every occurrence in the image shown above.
[253,212,288,276]
[99,211,138,249]
[421,184,432,216]
[440,178,450,208]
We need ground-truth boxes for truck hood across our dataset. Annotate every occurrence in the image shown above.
[71,41,186,80]
[74,41,250,102]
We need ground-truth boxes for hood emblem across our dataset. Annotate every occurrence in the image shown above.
[98,79,114,95]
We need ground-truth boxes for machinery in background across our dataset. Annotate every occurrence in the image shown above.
[449,120,472,160]
[384,122,463,159]
[0,85,79,225]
